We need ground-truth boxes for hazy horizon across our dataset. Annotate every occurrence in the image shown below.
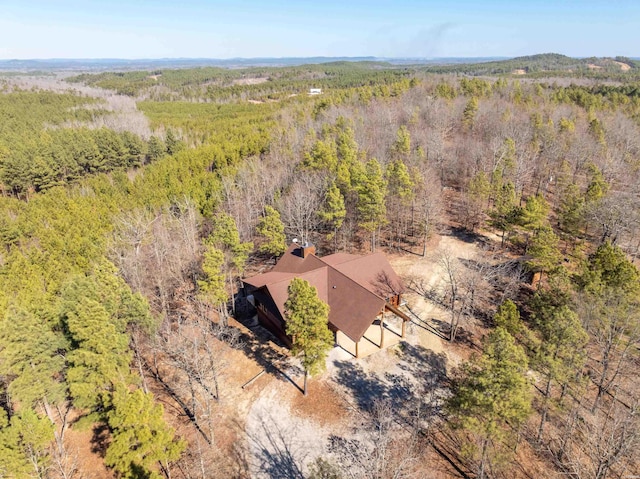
[1,1,638,60]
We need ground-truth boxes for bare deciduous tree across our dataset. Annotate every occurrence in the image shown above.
[278,174,325,245]
[327,399,426,479]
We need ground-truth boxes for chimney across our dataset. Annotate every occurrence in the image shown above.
[301,242,316,258]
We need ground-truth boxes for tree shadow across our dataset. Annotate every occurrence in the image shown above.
[431,429,475,479]
[402,303,449,340]
[397,343,448,386]
[333,343,449,423]
[143,357,213,444]
[129,463,153,479]
[429,317,453,338]
[396,344,450,418]
[90,423,110,457]
[245,411,308,479]
[333,360,389,411]
[445,226,494,249]
[234,321,304,394]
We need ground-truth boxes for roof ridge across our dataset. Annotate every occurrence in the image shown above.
[267,265,329,286]
[321,251,381,264]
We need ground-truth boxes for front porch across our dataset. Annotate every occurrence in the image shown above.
[335,312,407,358]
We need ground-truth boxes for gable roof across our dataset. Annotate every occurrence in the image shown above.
[243,244,403,342]
[324,252,404,298]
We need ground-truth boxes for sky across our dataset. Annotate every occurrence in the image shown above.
[0,0,638,59]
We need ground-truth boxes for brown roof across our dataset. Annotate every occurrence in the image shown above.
[271,243,326,274]
[243,244,404,343]
[327,252,404,298]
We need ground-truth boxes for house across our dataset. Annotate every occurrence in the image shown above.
[308,88,322,95]
[243,243,411,357]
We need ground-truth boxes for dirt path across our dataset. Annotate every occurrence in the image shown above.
[244,373,353,478]
[245,383,321,478]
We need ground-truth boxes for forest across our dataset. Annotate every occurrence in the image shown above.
[0,55,640,479]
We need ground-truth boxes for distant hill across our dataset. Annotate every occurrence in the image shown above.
[0,56,506,72]
[0,54,637,76]
[421,53,640,76]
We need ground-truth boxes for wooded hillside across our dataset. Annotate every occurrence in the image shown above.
[1,61,639,478]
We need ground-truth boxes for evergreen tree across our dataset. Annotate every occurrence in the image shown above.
[61,276,136,413]
[489,182,520,247]
[207,212,253,318]
[530,288,588,442]
[198,244,228,312]
[585,163,609,203]
[147,136,166,163]
[0,307,67,411]
[354,159,387,252]
[335,123,358,192]
[105,387,185,479]
[284,278,333,395]
[577,242,640,411]
[318,181,346,246]
[448,327,531,479]
[392,125,411,158]
[256,205,286,257]
[469,171,491,207]
[466,171,491,230]
[558,183,585,237]
[526,227,562,284]
[165,129,185,156]
[121,131,147,167]
[386,159,415,246]
[304,139,338,172]
[462,97,479,129]
[520,194,550,235]
[208,212,252,272]
[493,300,522,337]
[0,408,54,479]
[386,159,414,204]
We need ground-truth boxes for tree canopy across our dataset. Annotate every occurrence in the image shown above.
[284,278,333,395]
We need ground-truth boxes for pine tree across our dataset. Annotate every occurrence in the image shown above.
[526,227,562,284]
[469,171,491,206]
[466,171,491,230]
[577,242,640,411]
[489,182,520,247]
[304,139,338,172]
[520,194,550,235]
[585,163,609,203]
[335,123,358,192]
[558,183,585,237]
[318,181,346,247]
[284,278,333,395]
[207,212,253,318]
[386,158,415,247]
[354,159,387,252]
[198,244,228,312]
[448,327,531,479]
[61,277,135,412]
[208,212,252,272]
[530,287,588,442]
[462,97,479,129]
[256,205,286,257]
[0,307,67,411]
[165,129,185,156]
[386,159,414,204]
[147,136,166,163]
[392,125,411,158]
[493,300,522,337]
[0,409,54,479]
[105,387,185,479]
